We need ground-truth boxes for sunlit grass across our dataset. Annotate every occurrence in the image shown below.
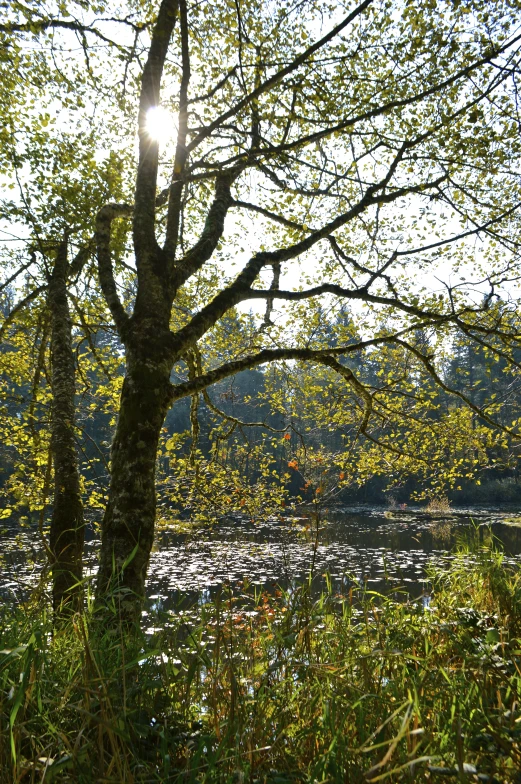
[2,534,521,782]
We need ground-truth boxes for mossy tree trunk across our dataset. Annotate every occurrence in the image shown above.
[48,237,84,616]
[95,315,174,614]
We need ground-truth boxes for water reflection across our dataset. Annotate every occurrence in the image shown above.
[138,507,521,613]
[2,507,521,612]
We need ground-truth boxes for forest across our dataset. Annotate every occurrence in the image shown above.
[1,0,521,780]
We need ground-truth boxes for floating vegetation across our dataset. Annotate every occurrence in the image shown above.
[3,508,521,615]
[501,516,521,528]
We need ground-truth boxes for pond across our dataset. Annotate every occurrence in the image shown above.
[3,506,521,619]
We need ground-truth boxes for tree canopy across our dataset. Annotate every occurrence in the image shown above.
[1,0,521,616]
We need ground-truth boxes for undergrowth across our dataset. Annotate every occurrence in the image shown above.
[2,535,521,782]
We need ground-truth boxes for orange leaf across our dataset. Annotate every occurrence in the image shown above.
[283,433,291,440]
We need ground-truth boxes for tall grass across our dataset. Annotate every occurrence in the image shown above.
[2,533,521,782]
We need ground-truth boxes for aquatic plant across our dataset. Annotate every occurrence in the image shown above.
[426,496,452,515]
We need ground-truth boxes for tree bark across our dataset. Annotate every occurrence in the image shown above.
[48,238,84,616]
[95,318,174,619]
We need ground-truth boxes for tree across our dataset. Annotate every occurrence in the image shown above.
[0,15,129,611]
[0,235,124,614]
[2,0,521,618]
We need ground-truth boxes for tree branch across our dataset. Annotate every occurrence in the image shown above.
[0,286,46,343]
[167,340,421,401]
[394,201,521,258]
[164,0,191,262]
[0,18,130,52]
[95,203,132,337]
[0,253,38,295]
[69,295,113,381]
[68,240,95,280]
[170,162,446,354]
[172,170,238,291]
[197,34,521,170]
[259,262,281,330]
[186,0,373,153]
[394,338,521,439]
[134,0,179,260]
[231,199,306,231]
[191,344,287,433]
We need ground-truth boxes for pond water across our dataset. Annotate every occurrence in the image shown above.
[3,507,521,617]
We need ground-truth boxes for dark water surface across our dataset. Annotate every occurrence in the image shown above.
[3,507,521,620]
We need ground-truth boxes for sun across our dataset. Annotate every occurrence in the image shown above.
[144,106,174,145]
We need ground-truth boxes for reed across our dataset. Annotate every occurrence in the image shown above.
[1,534,521,782]
[425,496,452,515]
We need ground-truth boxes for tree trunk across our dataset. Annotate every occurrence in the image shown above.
[48,239,84,616]
[95,337,173,619]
